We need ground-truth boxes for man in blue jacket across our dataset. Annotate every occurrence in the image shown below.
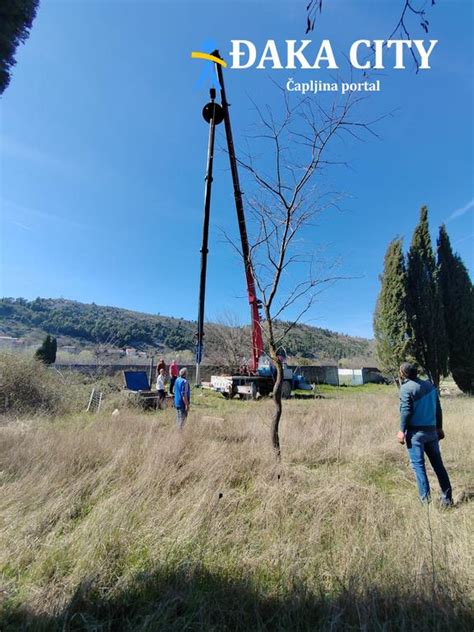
[174,367,190,429]
[397,362,452,506]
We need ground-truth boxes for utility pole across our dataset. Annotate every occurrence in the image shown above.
[195,87,224,386]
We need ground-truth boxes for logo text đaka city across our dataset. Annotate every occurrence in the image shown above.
[228,39,437,70]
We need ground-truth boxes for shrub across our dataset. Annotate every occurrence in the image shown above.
[0,352,66,415]
[35,334,57,364]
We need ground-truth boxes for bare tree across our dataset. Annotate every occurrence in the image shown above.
[93,332,120,366]
[232,88,376,457]
[205,312,251,366]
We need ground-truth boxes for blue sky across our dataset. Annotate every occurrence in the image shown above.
[0,0,472,339]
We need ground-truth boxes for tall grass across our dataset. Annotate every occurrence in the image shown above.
[0,387,472,630]
[0,352,133,418]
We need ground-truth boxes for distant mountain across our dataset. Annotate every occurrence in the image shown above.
[0,297,374,364]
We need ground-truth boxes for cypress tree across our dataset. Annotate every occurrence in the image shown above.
[0,1,40,94]
[35,335,49,364]
[406,206,448,387]
[374,238,411,375]
[35,334,57,365]
[50,336,57,364]
[437,225,474,394]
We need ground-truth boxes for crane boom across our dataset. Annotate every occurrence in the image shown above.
[195,89,224,386]
[213,51,264,372]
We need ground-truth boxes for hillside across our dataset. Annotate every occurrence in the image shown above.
[0,297,374,363]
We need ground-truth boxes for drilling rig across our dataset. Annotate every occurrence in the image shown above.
[195,51,311,399]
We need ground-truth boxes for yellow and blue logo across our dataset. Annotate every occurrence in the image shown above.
[190,39,227,89]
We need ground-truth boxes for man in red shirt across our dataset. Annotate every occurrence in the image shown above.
[169,359,179,395]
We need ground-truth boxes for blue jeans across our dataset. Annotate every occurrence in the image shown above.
[406,430,452,505]
[176,407,188,429]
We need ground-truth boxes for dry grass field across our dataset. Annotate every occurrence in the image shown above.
[0,373,473,630]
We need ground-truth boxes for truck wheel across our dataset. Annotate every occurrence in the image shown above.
[282,380,292,399]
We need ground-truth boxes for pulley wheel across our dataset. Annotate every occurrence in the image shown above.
[202,101,224,124]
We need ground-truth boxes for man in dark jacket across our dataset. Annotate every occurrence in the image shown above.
[397,362,452,506]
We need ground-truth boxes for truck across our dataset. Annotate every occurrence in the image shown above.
[209,356,312,400]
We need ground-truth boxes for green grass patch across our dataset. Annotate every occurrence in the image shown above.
[315,383,394,397]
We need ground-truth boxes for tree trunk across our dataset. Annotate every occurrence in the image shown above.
[428,364,439,389]
[271,355,283,459]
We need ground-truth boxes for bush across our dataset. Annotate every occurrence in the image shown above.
[35,334,57,364]
[0,352,66,415]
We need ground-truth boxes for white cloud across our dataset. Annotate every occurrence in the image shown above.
[0,198,85,231]
[0,136,77,177]
[453,233,474,246]
[10,220,33,232]
[447,198,474,222]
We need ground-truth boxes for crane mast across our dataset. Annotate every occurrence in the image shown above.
[195,88,224,386]
[195,53,311,398]
[212,51,264,372]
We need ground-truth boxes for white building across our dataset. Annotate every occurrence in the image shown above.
[338,368,364,386]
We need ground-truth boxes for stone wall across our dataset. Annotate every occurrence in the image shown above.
[54,363,344,385]
[290,365,339,386]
